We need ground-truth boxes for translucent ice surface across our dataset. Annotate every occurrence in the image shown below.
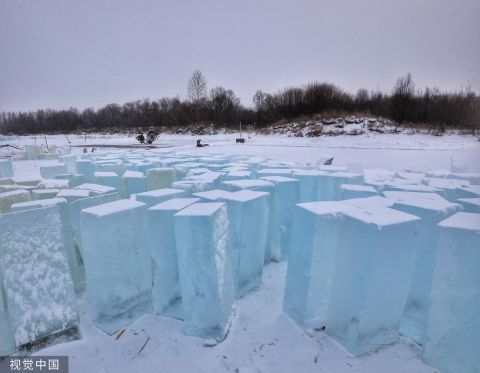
[81,199,151,334]
[0,207,79,347]
[423,212,480,373]
[457,197,480,213]
[148,198,200,319]
[340,184,378,199]
[174,202,234,341]
[326,207,420,356]
[0,278,15,355]
[40,164,68,179]
[122,170,146,196]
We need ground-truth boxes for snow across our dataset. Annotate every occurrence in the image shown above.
[437,211,480,231]
[75,183,117,195]
[341,206,420,227]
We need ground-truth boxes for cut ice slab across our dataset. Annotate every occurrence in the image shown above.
[135,188,186,207]
[80,199,152,335]
[222,179,279,263]
[0,207,79,347]
[148,198,200,319]
[423,212,480,373]
[0,190,31,213]
[94,172,124,197]
[0,159,13,178]
[326,207,420,356]
[75,183,116,195]
[457,197,480,213]
[40,164,68,179]
[174,202,235,341]
[38,179,70,189]
[390,193,462,344]
[0,278,15,355]
[146,168,175,190]
[56,189,91,203]
[122,170,146,196]
[340,184,378,199]
[317,172,364,201]
[284,201,350,329]
[260,176,300,261]
[10,198,85,293]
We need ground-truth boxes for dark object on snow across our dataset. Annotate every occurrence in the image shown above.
[136,133,145,144]
[324,157,334,165]
[236,138,245,143]
[146,130,157,144]
[196,139,209,147]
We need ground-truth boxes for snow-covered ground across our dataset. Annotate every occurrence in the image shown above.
[3,132,478,373]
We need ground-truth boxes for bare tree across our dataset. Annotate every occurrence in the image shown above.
[187,69,207,102]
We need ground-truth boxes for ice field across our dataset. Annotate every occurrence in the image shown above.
[0,132,479,373]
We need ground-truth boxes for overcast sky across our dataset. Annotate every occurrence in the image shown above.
[1,0,479,112]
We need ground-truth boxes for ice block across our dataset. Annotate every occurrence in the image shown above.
[135,188,186,207]
[457,197,480,213]
[284,201,348,329]
[40,164,68,179]
[340,184,378,199]
[326,207,420,356]
[317,172,364,201]
[146,168,176,190]
[0,190,31,213]
[148,198,200,319]
[423,212,480,373]
[122,170,146,196]
[174,202,234,341]
[0,160,13,178]
[80,199,152,334]
[0,207,79,347]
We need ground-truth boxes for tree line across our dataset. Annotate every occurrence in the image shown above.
[0,71,478,134]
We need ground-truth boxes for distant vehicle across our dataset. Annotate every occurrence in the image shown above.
[136,133,145,144]
[135,130,157,144]
[196,139,209,147]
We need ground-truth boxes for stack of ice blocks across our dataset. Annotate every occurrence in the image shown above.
[260,176,300,260]
[174,202,234,341]
[387,192,462,343]
[80,199,152,334]
[423,212,480,373]
[146,168,176,190]
[94,172,124,197]
[148,198,200,319]
[326,207,420,356]
[284,201,348,328]
[0,207,79,348]
[40,164,68,179]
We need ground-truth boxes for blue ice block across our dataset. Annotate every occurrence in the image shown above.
[0,160,13,178]
[135,162,156,174]
[59,154,77,174]
[257,168,293,177]
[55,173,85,187]
[0,190,32,213]
[80,199,152,334]
[56,188,91,203]
[10,198,85,293]
[292,169,325,203]
[122,170,146,196]
[94,172,125,197]
[284,201,348,329]
[318,172,364,201]
[75,183,117,196]
[340,184,378,199]
[76,160,94,182]
[135,188,186,207]
[389,193,462,343]
[222,179,278,263]
[424,178,470,201]
[326,207,420,356]
[32,189,60,200]
[457,197,480,213]
[174,202,234,341]
[260,176,300,261]
[217,190,269,297]
[0,207,79,347]
[146,168,176,190]
[148,198,200,319]
[225,170,251,180]
[423,212,480,373]
[40,164,68,179]
[98,163,127,176]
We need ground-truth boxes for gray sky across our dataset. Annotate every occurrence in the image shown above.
[1,0,479,112]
